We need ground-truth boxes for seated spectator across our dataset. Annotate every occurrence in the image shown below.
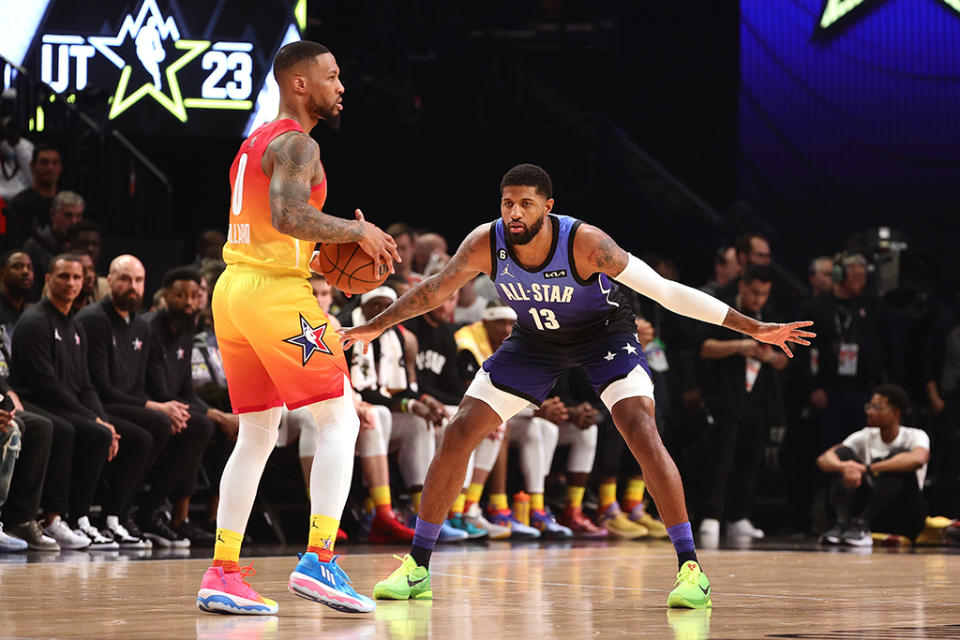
[11,254,152,550]
[0,381,56,552]
[0,117,33,203]
[146,268,236,535]
[385,222,416,284]
[78,255,214,547]
[188,230,226,271]
[23,190,83,301]
[65,220,108,297]
[409,232,448,283]
[454,275,489,325]
[816,384,929,546]
[7,143,60,248]
[0,251,33,346]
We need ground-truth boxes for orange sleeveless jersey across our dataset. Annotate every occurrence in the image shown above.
[223,119,325,278]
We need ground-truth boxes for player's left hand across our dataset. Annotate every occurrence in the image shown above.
[340,323,385,352]
[750,320,815,358]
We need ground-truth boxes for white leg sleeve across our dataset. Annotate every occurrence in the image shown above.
[217,406,283,533]
[557,421,599,474]
[356,405,392,458]
[307,376,361,519]
[390,411,435,487]
[472,431,503,472]
[285,407,319,459]
[538,417,560,476]
[507,415,546,494]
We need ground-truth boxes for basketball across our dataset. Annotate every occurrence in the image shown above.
[313,242,391,295]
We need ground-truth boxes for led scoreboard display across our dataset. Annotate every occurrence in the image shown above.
[2,0,306,136]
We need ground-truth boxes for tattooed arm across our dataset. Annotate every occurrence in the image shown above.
[340,224,492,350]
[265,131,364,242]
[573,224,814,357]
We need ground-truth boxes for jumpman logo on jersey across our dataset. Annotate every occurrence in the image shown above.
[500,264,515,279]
[284,314,333,366]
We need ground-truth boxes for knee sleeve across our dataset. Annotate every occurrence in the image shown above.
[217,406,283,533]
[357,405,391,458]
[307,376,360,518]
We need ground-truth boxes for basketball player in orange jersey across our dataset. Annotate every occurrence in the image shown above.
[195,40,400,616]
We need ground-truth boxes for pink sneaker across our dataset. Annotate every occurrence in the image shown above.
[196,564,279,615]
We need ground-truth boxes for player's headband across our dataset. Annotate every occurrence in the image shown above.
[481,306,518,322]
[360,286,398,305]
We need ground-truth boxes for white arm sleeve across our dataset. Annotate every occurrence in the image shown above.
[613,254,730,326]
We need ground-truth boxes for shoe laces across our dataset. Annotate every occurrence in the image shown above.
[675,562,700,586]
[238,563,257,585]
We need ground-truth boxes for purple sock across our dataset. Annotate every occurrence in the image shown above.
[410,517,443,568]
[666,522,699,569]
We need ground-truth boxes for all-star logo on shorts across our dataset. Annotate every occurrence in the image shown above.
[284,314,333,366]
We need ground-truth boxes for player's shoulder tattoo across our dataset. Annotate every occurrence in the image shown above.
[577,224,627,274]
[269,131,319,175]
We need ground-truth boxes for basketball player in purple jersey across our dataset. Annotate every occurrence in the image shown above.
[341,163,815,608]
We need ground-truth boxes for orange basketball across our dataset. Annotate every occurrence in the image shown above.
[314,242,391,294]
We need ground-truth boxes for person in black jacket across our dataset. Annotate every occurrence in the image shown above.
[698,265,788,543]
[78,255,214,547]
[146,267,233,538]
[11,253,152,549]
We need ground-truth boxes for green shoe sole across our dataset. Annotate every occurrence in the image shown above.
[667,593,712,609]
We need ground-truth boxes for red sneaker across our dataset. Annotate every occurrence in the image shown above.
[558,506,609,539]
[196,564,279,614]
[368,511,415,544]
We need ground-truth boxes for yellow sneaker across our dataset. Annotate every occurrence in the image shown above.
[597,504,648,539]
[629,508,668,539]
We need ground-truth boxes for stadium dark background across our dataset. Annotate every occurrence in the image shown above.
[125,1,954,293]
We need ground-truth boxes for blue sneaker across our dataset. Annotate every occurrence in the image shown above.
[448,514,489,541]
[288,553,376,613]
[437,519,469,543]
[531,509,573,540]
[488,509,541,540]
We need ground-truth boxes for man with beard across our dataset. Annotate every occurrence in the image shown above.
[344,163,816,609]
[196,40,399,616]
[11,254,153,551]
[0,251,34,357]
[145,268,230,540]
[78,256,213,547]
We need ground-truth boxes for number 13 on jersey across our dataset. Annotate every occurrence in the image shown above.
[528,307,560,330]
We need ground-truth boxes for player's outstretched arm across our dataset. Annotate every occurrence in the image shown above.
[266,131,400,271]
[573,224,815,357]
[340,224,492,351]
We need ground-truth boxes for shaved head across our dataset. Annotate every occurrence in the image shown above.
[108,254,146,313]
[109,254,145,276]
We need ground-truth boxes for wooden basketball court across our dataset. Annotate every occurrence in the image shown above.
[1,543,957,639]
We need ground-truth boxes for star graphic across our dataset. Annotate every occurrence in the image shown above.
[54,329,62,342]
[75,334,81,346]
[90,0,209,122]
[284,314,333,366]
[176,348,185,360]
[818,0,960,33]
[622,342,638,355]
[604,351,616,361]
[132,337,143,351]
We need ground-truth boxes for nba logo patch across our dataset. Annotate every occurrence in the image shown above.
[283,314,333,366]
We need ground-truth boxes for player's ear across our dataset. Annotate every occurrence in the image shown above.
[544,198,554,213]
[292,74,307,94]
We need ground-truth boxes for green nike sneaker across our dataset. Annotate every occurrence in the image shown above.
[666,561,712,609]
[373,554,433,600]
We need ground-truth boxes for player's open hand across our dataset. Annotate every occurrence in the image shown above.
[339,322,385,353]
[355,209,401,279]
[750,320,815,358]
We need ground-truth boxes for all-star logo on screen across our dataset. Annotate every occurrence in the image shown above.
[38,0,258,123]
[818,0,960,34]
